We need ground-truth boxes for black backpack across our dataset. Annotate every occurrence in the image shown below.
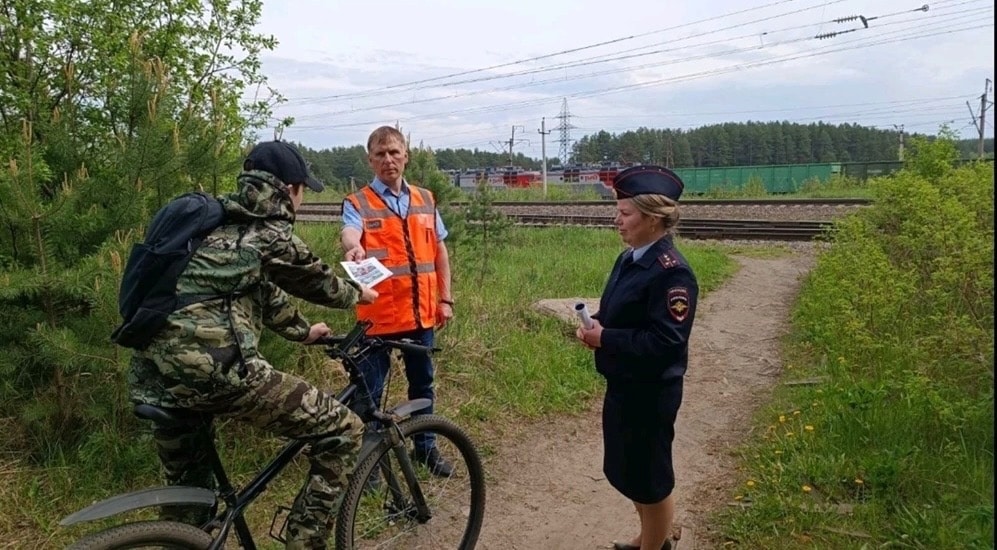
[111,192,227,350]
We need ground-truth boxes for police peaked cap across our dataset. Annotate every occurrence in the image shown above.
[244,141,325,192]
[612,165,684,201]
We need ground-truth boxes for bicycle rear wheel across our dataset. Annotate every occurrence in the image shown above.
[335,414,486,549]
[67,520,213,549]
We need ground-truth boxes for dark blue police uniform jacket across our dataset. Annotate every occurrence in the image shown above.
[593,235,698,504]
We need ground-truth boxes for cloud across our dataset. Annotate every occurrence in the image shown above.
[254,0,995,155]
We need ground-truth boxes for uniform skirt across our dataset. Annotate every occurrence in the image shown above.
[601,378,684,504]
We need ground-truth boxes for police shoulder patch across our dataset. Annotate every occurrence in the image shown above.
[657,250,680,270]
[667,287,690,322]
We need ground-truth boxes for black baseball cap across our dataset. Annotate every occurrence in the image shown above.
[612,165,684,201]
[244,141,324,192]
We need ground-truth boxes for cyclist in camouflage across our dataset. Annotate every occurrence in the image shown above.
[127,141,377,549]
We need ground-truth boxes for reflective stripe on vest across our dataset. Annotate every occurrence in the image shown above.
[346,184,439,335]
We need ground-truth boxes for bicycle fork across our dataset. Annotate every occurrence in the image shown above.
[377,415,432,524]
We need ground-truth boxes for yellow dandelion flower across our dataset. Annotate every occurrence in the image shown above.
[734,495,743,501]
[855,478,864,485]
[802,485,812,493]
[793,410,801,416]
[804,425,815,432]
[779,415,786,423]
[746,480,756,487]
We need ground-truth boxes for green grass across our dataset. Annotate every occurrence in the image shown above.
[715,163,994,549]
[2,226,735,548]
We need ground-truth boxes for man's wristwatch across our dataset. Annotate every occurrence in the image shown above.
[441,299,455,306]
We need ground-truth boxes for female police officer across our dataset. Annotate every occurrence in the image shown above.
[576,165,698,550]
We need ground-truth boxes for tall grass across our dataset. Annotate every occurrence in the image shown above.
[718,161,994,549]
[4,226,735,547]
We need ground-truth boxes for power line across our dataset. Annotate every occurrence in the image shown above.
[418,100,960,146]
[568,22,990,103]
[574,94,976,119]
[289,0,849,107]
[283,0,802,104]
[286,4,986,124]
[289,18,990,132]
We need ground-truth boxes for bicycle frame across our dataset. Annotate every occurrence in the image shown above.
[60,320,435,550]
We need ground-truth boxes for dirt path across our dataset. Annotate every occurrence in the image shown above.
[473,252,815,549]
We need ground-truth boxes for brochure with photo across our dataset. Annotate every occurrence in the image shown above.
[340,257,392,288]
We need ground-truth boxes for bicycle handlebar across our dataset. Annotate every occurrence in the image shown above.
[383,338,436,355]
[310,321,438,356]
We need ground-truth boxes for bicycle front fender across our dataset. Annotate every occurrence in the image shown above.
[388,398,432,419]
[59,486,216,526]
[358,398,434,461]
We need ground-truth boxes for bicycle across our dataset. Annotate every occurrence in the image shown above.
[60,320,487,549]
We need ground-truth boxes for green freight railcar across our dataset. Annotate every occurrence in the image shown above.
[841,161,903,180]
[673,163,842,194]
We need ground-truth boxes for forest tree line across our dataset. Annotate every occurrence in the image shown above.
[297,122,993,192]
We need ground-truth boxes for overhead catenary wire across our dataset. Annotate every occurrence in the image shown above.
[282,0,803,104]
[285,3,989,125]
[286,0,850,106]
[288,17,991,132]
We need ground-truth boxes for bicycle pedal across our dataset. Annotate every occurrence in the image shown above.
[269,505,292,544]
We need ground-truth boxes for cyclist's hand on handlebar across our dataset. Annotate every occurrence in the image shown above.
[303,322,333,344]
[359,284,378,304]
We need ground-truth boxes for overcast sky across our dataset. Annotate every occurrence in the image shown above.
[252,0,994,158]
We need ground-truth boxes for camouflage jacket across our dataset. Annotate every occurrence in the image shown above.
[128,171,360,407]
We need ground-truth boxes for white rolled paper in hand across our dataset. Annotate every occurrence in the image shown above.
[574,303,594,329]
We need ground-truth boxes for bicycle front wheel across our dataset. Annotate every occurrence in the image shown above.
[336,414,486,549]
[67,520,213,549]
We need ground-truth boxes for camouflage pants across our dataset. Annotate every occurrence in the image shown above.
[153,358,364,550]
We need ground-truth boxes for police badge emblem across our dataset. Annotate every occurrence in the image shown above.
[667,287,690,322]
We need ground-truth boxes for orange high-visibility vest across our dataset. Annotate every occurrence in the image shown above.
[345,184,439,335]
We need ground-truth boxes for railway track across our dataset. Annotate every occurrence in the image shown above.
[297,198,856,240]
[301,198,864,224]
[513,215,832,241]
[302,197,869,215]
[296,209,834,241]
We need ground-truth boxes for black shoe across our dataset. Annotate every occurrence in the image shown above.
[411,447,454,477]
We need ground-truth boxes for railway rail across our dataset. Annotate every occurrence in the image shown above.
[297,198,857,240]
[296,209,835,241]
[302,197,870,214]
[512,216,832,241]
[301,198,864,224]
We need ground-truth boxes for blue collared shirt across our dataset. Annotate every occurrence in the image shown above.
[630,242,655,261]
[342,178,448,241]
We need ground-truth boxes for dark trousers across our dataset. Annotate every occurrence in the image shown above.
[353,327,436,452]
